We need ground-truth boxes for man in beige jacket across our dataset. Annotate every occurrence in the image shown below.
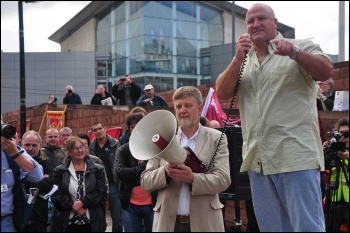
[140,86,231,232]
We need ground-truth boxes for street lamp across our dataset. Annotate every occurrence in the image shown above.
[18,1,26,139]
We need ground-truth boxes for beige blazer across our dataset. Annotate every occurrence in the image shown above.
[141,125,231,232]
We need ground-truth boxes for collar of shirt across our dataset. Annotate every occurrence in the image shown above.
[179,125,200,151]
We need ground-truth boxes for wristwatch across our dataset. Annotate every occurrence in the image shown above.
[11,149,24,160]
[290,45,300,60]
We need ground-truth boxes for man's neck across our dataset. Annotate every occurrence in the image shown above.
[97,136,107,147]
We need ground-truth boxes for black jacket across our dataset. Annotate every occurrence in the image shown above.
[90,91,117,105]
[51,157,107,232]
[21,152,55,226]
[114,143,157,210]
[112,82,142,105]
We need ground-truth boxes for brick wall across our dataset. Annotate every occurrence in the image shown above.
[2,61,348,142]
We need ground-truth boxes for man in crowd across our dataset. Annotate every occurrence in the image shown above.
[21,130,55,232]
[89,122,123,232]
[41,128,67,168]
[136,84,168,107]
[63,85,82,104]
[1,117,43,232]
[140,86,231,231]
[112,74,142,106]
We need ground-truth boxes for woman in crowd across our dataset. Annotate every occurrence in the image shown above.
[51,136,107,232]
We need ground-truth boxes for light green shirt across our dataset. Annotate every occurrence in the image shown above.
[238,32,331,175]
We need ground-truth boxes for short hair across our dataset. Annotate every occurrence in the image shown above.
[59,127,72,135]
[46,128,59,135]
[129,106,147,116]
[172,86,203,105]
[200,116,209,126]
[66,85,74,92]
[92,121,104,129]
[78,133,91,146]
[22,130,42,144]
[335,117,349,129]
[126,113,144,130]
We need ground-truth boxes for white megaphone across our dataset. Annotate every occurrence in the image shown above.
[129,110,187,163]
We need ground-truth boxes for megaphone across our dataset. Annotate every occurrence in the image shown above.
[129,110,206,173]
[129,110,186,163]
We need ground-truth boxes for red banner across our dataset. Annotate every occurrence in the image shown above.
[47,111,65,131]
[202,88,241,127]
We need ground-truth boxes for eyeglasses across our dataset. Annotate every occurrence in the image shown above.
[48,135,58,139]
[24,144,38,147]
[73,146,85,151]
[92,127,104,132]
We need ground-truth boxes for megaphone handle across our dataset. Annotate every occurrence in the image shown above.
[152,134,169,150]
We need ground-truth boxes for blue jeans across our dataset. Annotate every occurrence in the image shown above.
[108,183,123,232]
[1,215,17,232]
[248,169,325,232]
[122,203,154,232]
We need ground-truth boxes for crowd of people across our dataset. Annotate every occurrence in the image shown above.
[1,3,348,233]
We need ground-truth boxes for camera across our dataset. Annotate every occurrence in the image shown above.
[54,97,57,102]
[326,128,348,161]
[67,90,72,94]
[1,124,17,140]
[120,78,126,82]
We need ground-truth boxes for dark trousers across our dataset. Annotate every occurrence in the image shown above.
[65,223,92,232]
[174,222,191,232]
[24,222,47,232]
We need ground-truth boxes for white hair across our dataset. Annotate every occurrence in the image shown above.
[66,85,74,92]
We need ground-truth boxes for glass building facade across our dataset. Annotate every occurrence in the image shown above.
[95,1,223,92]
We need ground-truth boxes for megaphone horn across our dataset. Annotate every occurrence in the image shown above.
[129,110,187,163]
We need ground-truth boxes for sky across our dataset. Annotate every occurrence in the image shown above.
[1,1,349,61]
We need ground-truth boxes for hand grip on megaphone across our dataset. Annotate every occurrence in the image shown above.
[152,133,206,173]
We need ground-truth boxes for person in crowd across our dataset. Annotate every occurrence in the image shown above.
[215,3,333,232]
[199,116,210,127]
[89,122,123,232]
[114,113,157,232]
[77,133,108,183]
[317,78,335,111]
[322,118,349,232]
[119,106,148,146]
[41,128,67,168]
[209,120,221,128]
[51,136,107,232]
[1,117,44,232]
[13,132,21,145]
[136,84,168,107]
[59,127,73,146]
[90,84,117,106]
[140,86,231,232]
[21,130,55,232]
[48,94,58,107]
[112,74,142,106]
[77,133,105,165]
[63,85,82,104]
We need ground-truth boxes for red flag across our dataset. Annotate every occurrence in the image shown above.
[202,88,240,127]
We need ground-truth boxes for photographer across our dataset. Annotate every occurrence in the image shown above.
[323,117,349,232]
[48,94,57,107]
[63,85,82,104]
[112,74,141,106]
[1,116,44,232]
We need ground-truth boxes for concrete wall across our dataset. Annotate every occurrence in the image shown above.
[1,51,96,114]
[60,18,97,52]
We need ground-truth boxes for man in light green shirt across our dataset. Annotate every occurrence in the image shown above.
[216,3,333,232]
